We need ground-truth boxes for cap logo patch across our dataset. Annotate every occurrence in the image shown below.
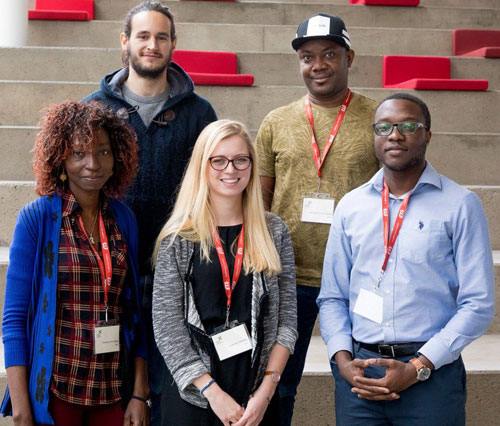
[306,15,331,37]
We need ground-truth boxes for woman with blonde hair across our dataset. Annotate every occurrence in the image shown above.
[153,119,297,426]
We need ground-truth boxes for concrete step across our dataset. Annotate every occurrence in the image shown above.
[295,335,500,426]
[26,21,453,55]
[2,48,499,90]
[1,81,499,134]
[93,1,500,30]
[0,250,498,333]
[24,21,469,57]
[2,127,499,186]
[239,0,500,8]
[0,182,498,248]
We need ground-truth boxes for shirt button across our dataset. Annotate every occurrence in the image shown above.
[389,259,394,263]
[385,322,391,326]
[385,290,391,295]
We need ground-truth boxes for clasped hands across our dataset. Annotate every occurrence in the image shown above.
[336,353,419,401]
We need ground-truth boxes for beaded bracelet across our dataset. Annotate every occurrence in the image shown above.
[200,378,216,396]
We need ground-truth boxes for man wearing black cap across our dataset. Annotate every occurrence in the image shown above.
[256,13,379,425]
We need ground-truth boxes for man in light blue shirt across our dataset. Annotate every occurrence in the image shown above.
[317,93,494,425]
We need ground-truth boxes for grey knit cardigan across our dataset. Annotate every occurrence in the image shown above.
[152,213,298,408]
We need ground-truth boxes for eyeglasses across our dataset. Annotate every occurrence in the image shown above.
[209,156,252,171]
[373,121,427,136]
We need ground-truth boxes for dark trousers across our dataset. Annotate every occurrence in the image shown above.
[40,393,124,426]
[279,284,320,426]
[331,342,467,426]
[161,366,279,426]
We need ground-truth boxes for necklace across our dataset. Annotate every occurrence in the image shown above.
[82,206,99,245]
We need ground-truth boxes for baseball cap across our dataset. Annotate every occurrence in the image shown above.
[292,13,351,51]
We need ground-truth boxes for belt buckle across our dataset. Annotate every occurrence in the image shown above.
[378,344,396,358]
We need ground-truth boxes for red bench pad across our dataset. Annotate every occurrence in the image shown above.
[188,73,254,86]
[350,0,419,5]
[453,30,500,57]
[28,9,90,20]
[383,55,488,91]
[172,50,254,86]
[386,78,488,91]
[29,0,94,20]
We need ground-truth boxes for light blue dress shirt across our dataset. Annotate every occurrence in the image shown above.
[317,162,495,370]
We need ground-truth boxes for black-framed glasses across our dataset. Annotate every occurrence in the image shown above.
[373,121,427,136]
[209,156,253,171]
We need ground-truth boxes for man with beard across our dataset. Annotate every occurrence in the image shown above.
[255,14,379,425]
[318,93,494,425]
[84,2,216,424]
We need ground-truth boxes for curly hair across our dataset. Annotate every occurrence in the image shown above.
[33,100,139,198]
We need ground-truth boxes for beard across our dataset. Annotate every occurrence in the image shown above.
[126,46,172,79]
[382,154,425,172]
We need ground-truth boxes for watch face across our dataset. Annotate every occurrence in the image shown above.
[271,372,281,383]
[417,367,431,381]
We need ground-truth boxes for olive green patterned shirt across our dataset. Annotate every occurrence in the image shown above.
[256,92,380,287]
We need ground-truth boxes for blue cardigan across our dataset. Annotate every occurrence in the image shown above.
[1,194,146,424]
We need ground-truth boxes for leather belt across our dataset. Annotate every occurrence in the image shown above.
[355,340,425,358]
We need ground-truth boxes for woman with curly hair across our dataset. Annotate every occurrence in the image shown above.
[152,119,298,426]
[2,100,150,426]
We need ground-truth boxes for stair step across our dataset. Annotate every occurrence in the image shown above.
[1,81,499,133]
[1,128,498,186]
[238,0,500,7]
[26,21,456,55]
[304,334,500,375]
[92,1,500,29]
[295,334,500,426]
[2,48,499,90]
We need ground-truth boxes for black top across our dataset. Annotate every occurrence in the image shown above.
[192,224,252,405]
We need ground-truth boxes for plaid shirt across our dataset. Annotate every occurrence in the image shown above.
[50,191,128,406]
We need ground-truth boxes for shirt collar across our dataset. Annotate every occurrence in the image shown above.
[369,161,442,195]
[61,189,110,218]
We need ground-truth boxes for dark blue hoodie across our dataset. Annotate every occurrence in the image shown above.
[84,64,217,275]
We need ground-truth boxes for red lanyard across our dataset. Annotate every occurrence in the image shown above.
[304,88,352,179]
[78,212,113,310]
[377,180,412,287]
[213,225,245,320]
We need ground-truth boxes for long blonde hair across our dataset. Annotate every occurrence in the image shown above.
[154,119,281,275]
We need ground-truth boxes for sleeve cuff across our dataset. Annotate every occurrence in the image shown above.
[326,334,353,361]
[418,337,455,370]
[276,325,299,355]
[173,361,210,392]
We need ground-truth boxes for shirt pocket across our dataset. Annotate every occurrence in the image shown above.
[399,219,451,264]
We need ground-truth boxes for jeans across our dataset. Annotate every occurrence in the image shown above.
[331,342,466,426]
[279,284,320,426]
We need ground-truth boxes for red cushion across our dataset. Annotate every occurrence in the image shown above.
[383,55,487,91]
[452,29,500,57]
[350,0,419,5]
[173,50,237,74]
[35,0,94,17]
[383,56,450,86]
[188,73,254,86]
[172,51,254,86]
[386,78,488,91]
[467,47,500,58]
[28,9,90,20]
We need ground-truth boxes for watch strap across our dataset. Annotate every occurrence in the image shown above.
[409,357,425,371]
[131,395,152,408]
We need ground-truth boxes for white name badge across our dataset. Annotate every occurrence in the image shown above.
[353,288,383,324]
[94,324,120,354]
[211,323,252,361]
[301,196,335,224]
